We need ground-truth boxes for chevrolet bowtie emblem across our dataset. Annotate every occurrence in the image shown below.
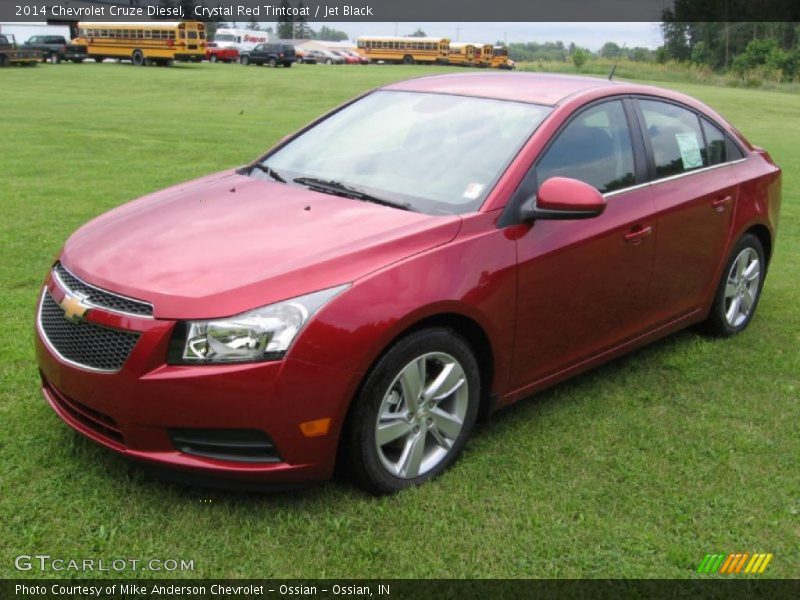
[58,291,90,323]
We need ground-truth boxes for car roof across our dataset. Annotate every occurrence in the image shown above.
[383,72,670,106]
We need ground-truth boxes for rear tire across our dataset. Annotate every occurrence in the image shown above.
[131,50,145,66]
[403,54,414,65]
[342,328,480,494]
[49,52,61,64]
[268,57,277,67]
[209,54,218,63]
[325,58,332,65]
[283,61,292,68]
[702,233,766,337]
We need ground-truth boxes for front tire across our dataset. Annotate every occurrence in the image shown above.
[240,55,250,66]
[343,328,480,494]
[131,50,145,66]
[702,233,766,337]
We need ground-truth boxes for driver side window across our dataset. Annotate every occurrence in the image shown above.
[536,100,636,194]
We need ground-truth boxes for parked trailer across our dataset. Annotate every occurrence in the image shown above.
[0,33,40,66]
[0,22,71,44]
[213,28,269,52]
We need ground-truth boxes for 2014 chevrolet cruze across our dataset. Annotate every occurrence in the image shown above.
[36,73,781,493]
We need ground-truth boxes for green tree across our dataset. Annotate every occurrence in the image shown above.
[408,29,427,38]
[317,26,349,42]
[294,3,313,39]
[572,48,588,70]
[600,42,621,58]
[276,0,294,40]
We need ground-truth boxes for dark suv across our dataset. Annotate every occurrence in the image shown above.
[239,43,296,68]
[23,36,66,62]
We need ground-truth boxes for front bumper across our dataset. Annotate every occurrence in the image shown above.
[34,276,362,486]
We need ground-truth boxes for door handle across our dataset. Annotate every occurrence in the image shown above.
[624,225,653,245]
[712,195,733,212]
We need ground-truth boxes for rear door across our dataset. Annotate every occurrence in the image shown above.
[634,98,739,323]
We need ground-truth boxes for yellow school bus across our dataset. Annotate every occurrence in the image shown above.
[447,43,480,67]
[356,36,449,64]
[74,21,206,66]
[475,44,494,68]
[491,45,514,69]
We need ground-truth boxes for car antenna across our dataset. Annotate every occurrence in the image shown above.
[608,42,627,80]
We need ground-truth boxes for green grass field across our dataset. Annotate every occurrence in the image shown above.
[1,62,797,579]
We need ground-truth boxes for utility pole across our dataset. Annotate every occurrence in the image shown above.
[393,23,398,36]
[456,26,460,41]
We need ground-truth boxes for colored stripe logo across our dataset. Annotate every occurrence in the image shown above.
[697,553,773,574]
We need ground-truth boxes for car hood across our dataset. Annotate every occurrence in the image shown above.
[60,170,461,319]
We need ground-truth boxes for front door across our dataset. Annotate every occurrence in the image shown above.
[511,99,657,389]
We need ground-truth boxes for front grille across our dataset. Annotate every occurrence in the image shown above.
[39,291,140,372]
[53,263,153,317]
[44,377,124,445]
[169,429,281,463]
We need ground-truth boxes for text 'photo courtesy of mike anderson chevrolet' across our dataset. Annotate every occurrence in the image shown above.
[35,72,780,494]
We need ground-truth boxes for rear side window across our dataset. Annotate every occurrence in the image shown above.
[536,100,636,194]
[701,118,728,166]
[640,99,706,178]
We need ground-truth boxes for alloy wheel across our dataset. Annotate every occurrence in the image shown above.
[724,247,761,327]
[374,352,469,479]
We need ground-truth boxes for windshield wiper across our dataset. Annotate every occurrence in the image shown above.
[293,177,414,211]
[250,163,286,183]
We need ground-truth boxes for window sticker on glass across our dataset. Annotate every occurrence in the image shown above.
[462,182,484,200]
[675,132,703,170]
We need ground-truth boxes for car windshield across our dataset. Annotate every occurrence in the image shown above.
[260,91,551,215]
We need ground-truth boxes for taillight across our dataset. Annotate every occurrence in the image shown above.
[279,53,284,57]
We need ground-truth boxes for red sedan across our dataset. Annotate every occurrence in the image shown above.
[35,73,781,493]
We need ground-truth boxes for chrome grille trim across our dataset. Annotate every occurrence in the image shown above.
[52,262,154,318]
[37,289,140,374]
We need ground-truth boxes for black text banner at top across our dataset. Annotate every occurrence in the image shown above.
[3,0,800,23]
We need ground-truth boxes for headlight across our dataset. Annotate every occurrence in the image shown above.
[168,285,348,364]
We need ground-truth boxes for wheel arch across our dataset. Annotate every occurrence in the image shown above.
[333,308,497,475]
[373,310,494,414]
[744,223,773,269]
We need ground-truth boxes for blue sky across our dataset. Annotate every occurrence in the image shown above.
[312,22,664,50]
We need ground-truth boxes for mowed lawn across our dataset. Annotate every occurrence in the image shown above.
[0,63,797,579]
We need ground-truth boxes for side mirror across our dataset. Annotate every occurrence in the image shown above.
[519,177,607,222]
